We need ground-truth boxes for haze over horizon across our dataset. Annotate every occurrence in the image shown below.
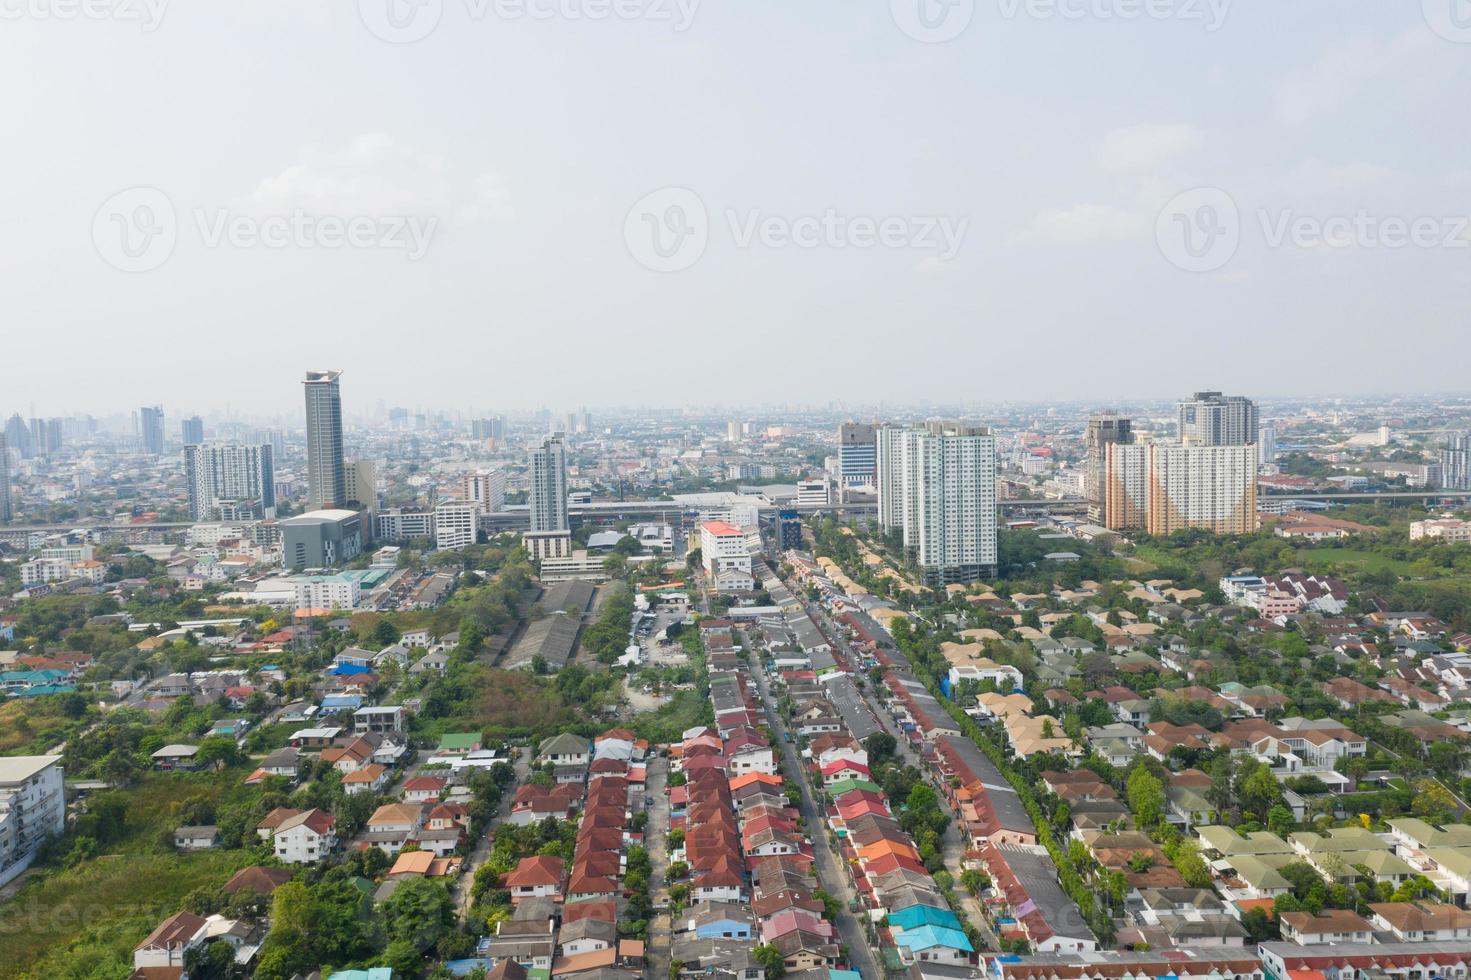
[4,1,1469,413]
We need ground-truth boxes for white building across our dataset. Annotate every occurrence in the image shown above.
[0,756,65,888]
[271,808,336,864]
[463,470,507,514]
[435,502,478,551]
[1106,442,1258,535]
[524,529,574,562]
[796,478,831,507]
[376,507,435,541]
[529,436,569,533]
[700,520,754,592]
[878,420,998,585]
[284,573,360,611]
[1411,519,1471,544]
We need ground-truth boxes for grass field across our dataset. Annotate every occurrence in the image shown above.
[1296,549,1419,575]
[0,850,252,979]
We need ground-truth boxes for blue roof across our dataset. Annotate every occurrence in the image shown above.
[321,694,364,708]
[829,971,862,980]
[891,924,974,953]
[888,904,964,932]
[329,663,372,676]
[14,684,77,697]
[326,970,393,980]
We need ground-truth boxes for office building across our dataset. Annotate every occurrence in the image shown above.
[877,420,998,584]
[528,436,569,533]
[303,370,346,511]
[1084,414,1133,509]
[1442,434,1471,491]
[139,405,165,455]
[773,509,802,552]
[1105,442,1258,535]
[280,509,362,570]
[0,434,10,525]
[796,478,831,507]
[463,470,507,514]
[183,443,275,520]
[701,519,755,592]
[524,529,574,562]
[181,416,204,446]
[0,756,65,888]
[376,508,435,541]
[838,422,877,497]
[1177,391,1258,446]
[435,502,478,551]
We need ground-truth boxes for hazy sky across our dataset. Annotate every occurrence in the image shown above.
[3,1,1469,417]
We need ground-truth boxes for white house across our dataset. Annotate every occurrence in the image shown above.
[272,808,336,864]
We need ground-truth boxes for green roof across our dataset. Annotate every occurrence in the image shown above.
[439,733,481,750]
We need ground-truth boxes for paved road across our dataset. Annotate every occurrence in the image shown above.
[642,755,672,980]
[747,640,883,980]
[454,747,532,918]
[797,589,999,951]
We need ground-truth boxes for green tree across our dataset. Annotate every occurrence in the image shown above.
[1126,766,1165,829]
[753,944,786,979]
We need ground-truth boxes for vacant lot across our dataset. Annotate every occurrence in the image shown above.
[1296,549,1418,576]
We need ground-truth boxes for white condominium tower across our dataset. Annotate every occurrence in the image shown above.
[876,420,997,585]
[528,435,569,533]
[1105,442,1258,535]
[1177,391,1259,447]
[184,443,276,519]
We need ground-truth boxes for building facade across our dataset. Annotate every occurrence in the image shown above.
[181,416,204,446]
[184,443,275,519]
[0,434,10,524]
[1084,413,1132,511]
[464,470,507,514]
[435,502,478,551]
[280,509,363,570]
[838,422,877,497]
[1105,442,1259,535]
[0,756,65,888]
[303,370,346,510]
[139,405,165,455]
[878,420,998,584]
[529,436,569,533]
[1177,391,1259,447]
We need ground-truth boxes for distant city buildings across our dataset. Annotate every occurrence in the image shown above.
[0,434,10,524]
[528,435,569,533]
[471,416,506,442]
[139,405,165,455]
[877,420,998,584]
[1258,422,1278,464]
[1177,391,1259,447]
[303,370,346,511]
[463,470,507,514]
[183,443,275,520]
[181,416,204,446]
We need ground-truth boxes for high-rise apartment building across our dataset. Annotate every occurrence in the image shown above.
[471,417,506,442]
[343,459,376,511]
[1442,434,1471,491]
[139,405,165,455]
[1177,391,1259,447]
[3,416,30,460]
[877,420,998,584]
[184,443,276,520]
[463,470,507,514]
[434,502,478,551]
[181,416,204,446]
[0,434,10,525]
[528,436,569,533]
[1105,442,1258,535]
[1084,414,1133,509]
[303,371,345,511]
[838,422,877,498]
[1258,423,1278,464]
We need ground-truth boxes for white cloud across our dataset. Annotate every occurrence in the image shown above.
[1017,203,1142,246]
[1287,158,1396,193]
[1093,124,1205,175]
[1277,30,1432,125]
[247,135,509,223]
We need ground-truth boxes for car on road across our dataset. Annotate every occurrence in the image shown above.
[644,795,655,806]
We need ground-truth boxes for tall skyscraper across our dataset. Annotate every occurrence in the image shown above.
[838,422,877,498]
[1084,413,1133,510]
[28,419,47,458]
[1104,442,1258,535]
[303,371,346,511]
[876,420,997,584]
[4,415,31,460]
[184,443,275,519]
[1177,391,1259,447]
[528,435,569,533]
[0,434,11,525]
[1442,434,1471,491]
[181,416,204,446]
[1257,423,1278,464]
[139,406,165,455]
